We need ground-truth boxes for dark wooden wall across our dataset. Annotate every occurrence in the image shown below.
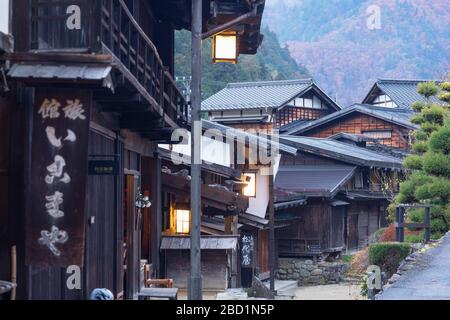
[348,201,381,249]
[164,250,229,291]
[85,128,124,298]
[275,107,331,129]
[0,96,12,294]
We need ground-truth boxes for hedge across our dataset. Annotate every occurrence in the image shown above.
[369,243,412,278]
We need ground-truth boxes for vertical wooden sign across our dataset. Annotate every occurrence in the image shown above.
[241,233,254,268]
[26,88,91,267]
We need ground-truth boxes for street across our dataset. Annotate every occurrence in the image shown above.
[379,233,450,300]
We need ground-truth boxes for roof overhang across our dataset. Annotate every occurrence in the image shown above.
[161,171,249,215]
[7,63,114,89]
[286,105,416,136]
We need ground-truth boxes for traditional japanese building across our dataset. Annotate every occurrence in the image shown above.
[0,0,265,300]
[202,79,342,135]
[275,136,403,254]
[362,79,443,109]
[285,104,418,150]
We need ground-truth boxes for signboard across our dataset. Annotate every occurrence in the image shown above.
[88,159,119,176]
[26,88,91,267]
[241,234,254,268]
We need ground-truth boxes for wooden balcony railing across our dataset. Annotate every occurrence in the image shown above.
[278,239,322,257]
[28,0,188,126]
[100,0,188,125]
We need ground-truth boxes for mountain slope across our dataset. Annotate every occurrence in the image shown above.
[175,28,310,99]
[264,0,450,106]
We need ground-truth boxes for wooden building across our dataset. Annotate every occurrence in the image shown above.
[0,0,265,300]
[275,136,403,254]
[285,104,418,150]
[363,79,443,109]
[202,79,342,135]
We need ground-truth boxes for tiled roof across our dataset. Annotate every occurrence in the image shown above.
[363,79,443,109]
[202,79,341,111]
[275,165,356,198]
[280,136,404,169]
[285,104,417,135]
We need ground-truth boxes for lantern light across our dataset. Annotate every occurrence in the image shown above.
[212,31,238,64]
[242,173,257,198]
[175,209,191,234]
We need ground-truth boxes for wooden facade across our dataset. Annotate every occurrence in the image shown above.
[0,0,187,300]
[275,106,331,129]
[303,113,412,150]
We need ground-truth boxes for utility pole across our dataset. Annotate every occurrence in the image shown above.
[189,0,203,301]
[269,174,276,293]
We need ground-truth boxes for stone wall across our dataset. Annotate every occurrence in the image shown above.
[277,258,350,286]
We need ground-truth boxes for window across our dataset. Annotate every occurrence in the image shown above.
[242,173,257,197]
[362,130,393,139]
[175,210,190,234]
[372,94,398,108]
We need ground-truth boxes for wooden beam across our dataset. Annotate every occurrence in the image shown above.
[1,52,113,64]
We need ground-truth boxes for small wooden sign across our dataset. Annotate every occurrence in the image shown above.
[26,88,91,267]
[88,160,118,176]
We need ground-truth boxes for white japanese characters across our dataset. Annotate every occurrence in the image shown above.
[46,127,77,148]
[37,97,86,257]
[38,226,69,257]
[241,235,254,267]
[45,155,71,185]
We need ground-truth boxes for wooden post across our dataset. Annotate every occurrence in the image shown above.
[269,175,276,292]
[189,0,203,301]
[399,207,405,243]
[425,207,431,243]
[396,206,401,242]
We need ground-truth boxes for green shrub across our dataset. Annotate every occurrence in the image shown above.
[405,232,425,244]
[411,101,427,112]
[412,142,428,154]
[422,152,450,177]
[417,82,438,98]
[369,243,411,278]
[404,155,423,170]
[415,130,429,142]
[422,105,446,126]
[429,123,450,154]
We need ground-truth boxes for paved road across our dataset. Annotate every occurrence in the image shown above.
[379,233,450,300]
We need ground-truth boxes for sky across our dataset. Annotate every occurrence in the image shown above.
[0,0,9,33]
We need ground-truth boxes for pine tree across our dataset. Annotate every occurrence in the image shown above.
[395,76,450,239]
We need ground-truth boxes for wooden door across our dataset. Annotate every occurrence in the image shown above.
[124,174,141,299]
[331,206,346,248]
[347,215,359,250]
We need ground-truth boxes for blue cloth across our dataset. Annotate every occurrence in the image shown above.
[90,288,114,300]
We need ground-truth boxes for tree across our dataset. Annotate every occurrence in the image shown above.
[393,76,450,239]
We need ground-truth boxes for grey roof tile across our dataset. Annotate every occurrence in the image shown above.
[280,136,404,169]
[202,79,315,111]
[275,165,356,197]
[364,79,443,109]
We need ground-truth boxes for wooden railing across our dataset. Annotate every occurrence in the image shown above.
[28,0,188,125]
[278,239,322,257]
[100,0,188,124]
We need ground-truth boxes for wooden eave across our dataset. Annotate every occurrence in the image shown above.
[161,172,249,215]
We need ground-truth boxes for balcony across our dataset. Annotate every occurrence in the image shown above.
[13,0,188,133]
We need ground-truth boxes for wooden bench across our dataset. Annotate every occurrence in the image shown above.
[138,263,178,300]
[138,288,179,301]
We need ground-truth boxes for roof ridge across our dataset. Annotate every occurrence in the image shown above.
[352,104,415,113]
[226,78,313,88]
[377,78,440,84]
